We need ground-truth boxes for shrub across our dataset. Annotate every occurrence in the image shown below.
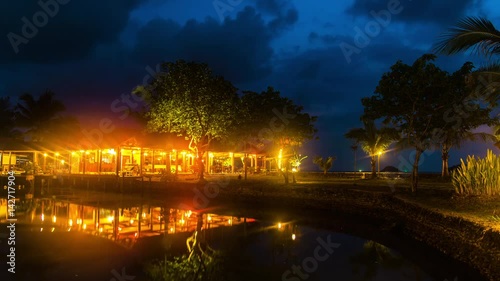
[452,149,500,196]
[145,251,224,281]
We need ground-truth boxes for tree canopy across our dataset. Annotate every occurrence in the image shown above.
[239,87,317,184]
[133,60,240,180]
[362,54,448,191]
[345,119,399,178]
[15,90,79,143]
[362,54,497,191]
[434,16,500,106]
[134,62,317,183]
[431,61,497,176]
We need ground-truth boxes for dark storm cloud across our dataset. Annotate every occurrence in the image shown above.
[253,0,291,16]
[0,0,147,63]
[308,32,337,45]
[131,6,296,83]
[346,0,473,25]
[268,8,298,34]
[249,0,299,33]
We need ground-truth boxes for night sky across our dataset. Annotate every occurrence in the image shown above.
[1,0,499,172]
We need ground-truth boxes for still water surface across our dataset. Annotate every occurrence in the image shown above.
[0,197,486,281]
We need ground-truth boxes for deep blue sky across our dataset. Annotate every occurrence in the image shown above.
[1,0,499,172]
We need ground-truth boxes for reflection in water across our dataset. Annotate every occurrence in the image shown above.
[145,215,226,281]
[349,240,422,281]
[0,198,253,249]
[0,198,484,281]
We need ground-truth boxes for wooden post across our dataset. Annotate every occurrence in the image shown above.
[175,150,179,177]
[152,150,155,173]
[139,147,144,177]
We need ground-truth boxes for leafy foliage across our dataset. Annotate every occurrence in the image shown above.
[134,60,240,180]
[145,229,225,281]
[430,62,497,177]
[452,149,500,196]
[313,156,336,175]
[144,252,224,281]
[290,153,308,170]
[434,17,500,57]
[345,119,398,178]
[434,16,500,106]
[14,90,79,142]
[237,87,317,151]
[237,87,317,184]
[362,54,448,191]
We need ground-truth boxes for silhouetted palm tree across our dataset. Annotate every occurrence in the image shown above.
[434,16,500,103]
[15,90,78,142]
[439,129,496,177]
[313,156,336,175]
[345,119,399,178]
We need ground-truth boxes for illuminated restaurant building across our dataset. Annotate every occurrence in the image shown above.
[0,130,272,176]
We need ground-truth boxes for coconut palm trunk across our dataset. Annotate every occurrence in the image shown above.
[370,155,377,178]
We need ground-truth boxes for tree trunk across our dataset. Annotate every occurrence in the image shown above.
[244,153,247,180]
[411,149,423,194]
[441,146,449,177]
[198,151,205,181]
[370,155,377,178]
[281,162,289,185]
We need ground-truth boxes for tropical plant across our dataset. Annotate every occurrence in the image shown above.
[434,17,500,57]
[144,252,224,281]
[434,16,500,105]
[345,119,399,178]
[145,228,224,281]
[313,156,336,175]
[14,90,79,142]
[290,152,308,171]
[431,61,497,177]
[362,54,448,192]
[452,149,500,196]
[238,87,317,185]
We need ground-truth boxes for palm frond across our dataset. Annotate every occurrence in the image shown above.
[467,62,500,104]
[434,17,500,57]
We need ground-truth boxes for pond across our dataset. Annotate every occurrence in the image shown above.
[0,197,487,281]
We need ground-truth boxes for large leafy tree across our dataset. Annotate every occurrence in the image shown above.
[345,119,399,178]
[431,62,497,177]
[238,87,317,184]
[434,17,500,104]
[15,90,79,142]
[133,60,240,181]
[362,54,448,192]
